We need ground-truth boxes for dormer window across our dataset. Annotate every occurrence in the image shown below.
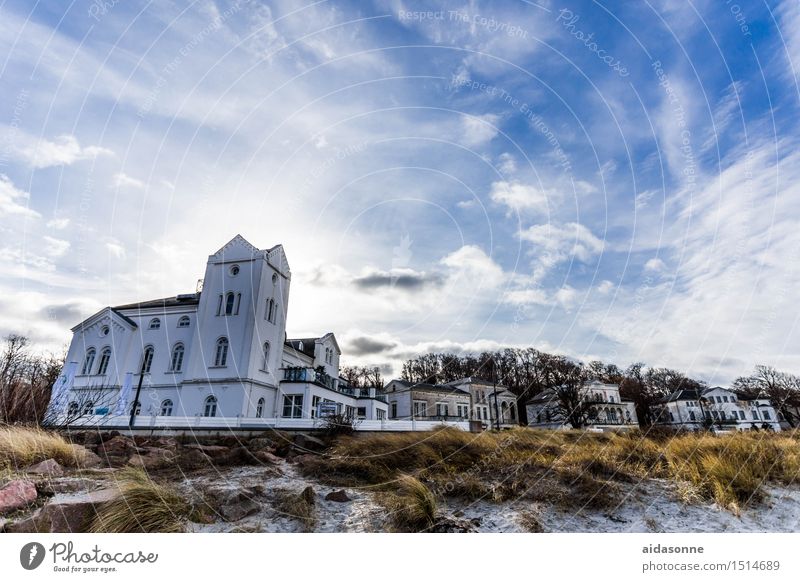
[148,318,161,330]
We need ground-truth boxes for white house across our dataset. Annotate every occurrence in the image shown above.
[655,386,781,432]
[526,380,638,431]
[384,377,519,428]
[50,235,388,426]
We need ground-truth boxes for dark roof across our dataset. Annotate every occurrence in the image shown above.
[661,388,703,403]
[110,308,138,328]
[285,338,317,359]
[114,293,200,311]
[389,379,469,395]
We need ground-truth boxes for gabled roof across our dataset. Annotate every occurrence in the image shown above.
[387,379,470,395]
[661,388,704,403]
[71,306,138,332]
[210,234,261,259]
[445,376,512,394]
[114,293,200,311]
[285,338,317,359]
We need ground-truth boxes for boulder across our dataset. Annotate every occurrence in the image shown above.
[177,448,212,470]
[324,490,351,503]
[27,459,64,477]
[36,478,102,496]
[0,480,38,515]
[184,444,231,462]
[75,450,104,469]
[300,485,316,506]
[127,448,175,471]
[247,437,277,451]
[254,450,284,465]
[5,488,119,533]
[203,486,262,522]
[97,436,137,460]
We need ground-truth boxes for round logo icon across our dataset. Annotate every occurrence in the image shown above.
[20,542,46,570]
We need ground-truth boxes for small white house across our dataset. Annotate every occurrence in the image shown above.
[655,386,781,432]
[49,235,388,427]
[526,380,638,431]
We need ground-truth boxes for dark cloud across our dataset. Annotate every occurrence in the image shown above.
[352,270,444,291]
[346,336,398,355]
[40,302,86,323]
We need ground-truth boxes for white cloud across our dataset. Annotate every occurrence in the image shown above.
[644,258,667,272]
[489,180,549,212]
[597,280,614,294]
[42,236,70,258]
[519,222,605,276]
[46,217,70,230]
[441,245,504,283]
[114,173,145,189]
[461,113,500,147]
[20,135,113,168]
[106,242,126,259]
[554,285,579,309]
[0,174,39,218]
[503,287,550,305]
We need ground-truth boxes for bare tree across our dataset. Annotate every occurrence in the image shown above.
[733,365,800,427]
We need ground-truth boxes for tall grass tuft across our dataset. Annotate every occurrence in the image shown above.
[386,474,437,532]
[0,425,86,469]
[90,468,190,533]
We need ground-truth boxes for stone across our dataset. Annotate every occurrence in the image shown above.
[36,478,101,496]
[292,454,318,468]
[203,486,262,522]
[184,444,231,462]
[254,450,283,465]
[97,436,137,458]
[75,450,104,469]
[324,490,351,503]
[127,448,175,471]
[177,448,212,470]
[27,459,64,477]
[247,437,277,451]
[0,480,38,515]
[6,488,119,533]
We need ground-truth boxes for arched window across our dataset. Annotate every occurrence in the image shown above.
[204,395,217,417]
[178,316,190,328]
[510,403,516,421]
[266,298,276,322]
[140,345,154,373]
[83,401,94,415]
[501,401,508,420]
[81,348,96,375]
[131,401,141,416]
[689,410,696,421]
[262,341,271,371]
[170,343,185,372]
[214,337,229,367]
[161,399,173,416]
[148,318,161,330]
[67,401,79,416]
[256,397,265,418]
[225,292,235,315]
[97,347,111,375]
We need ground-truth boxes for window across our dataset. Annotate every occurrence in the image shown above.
[100,325,109,336]
[235,293,241,315]
[609,395,615,403]
[141,346,154,373]
[161,399,173,416]
[436,403,449,417]
[225,292,235,315]
[170,343,185,372]
[501,401,508,420]
[689,410,696,421]
[390,402,398,418]
[272,272,278,285]
[457,404,469,418]
[413,401,426,417]
[256,398,264,418]
[262,341,271,371]
[608,408,617,422]
[149,318,161,330]
[377,409,386,420]
[230,264,240,276]
[739,410,746,420]
[752,410,760,420]
[204,395,218,417]
[178,316,190,328]
[282,394,303,418]
[722,395,729,403]
[214,337,229,367]
[67,401,79,416]
[131,401,141,416]
[510,403,516,421]
[81,348,96,375]
[669,412,675,422]
[763,410,771,420]
[217,294,223,316]
[311,395,321,418]
[97,347,111,375]
[83,401,94,415]
[357,407,367,419]
[266,298,276,323]
[325,348,330,364]
[731,395,737,402]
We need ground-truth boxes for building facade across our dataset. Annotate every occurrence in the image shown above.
[384,377,519,428]
[654,386,781,432]
[525,380,638,431]
[50,235,388,425]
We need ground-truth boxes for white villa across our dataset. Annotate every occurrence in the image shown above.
[654,386,782,432]
[384,377,519,428]
[526,380,638,431]
[49,235,388,428]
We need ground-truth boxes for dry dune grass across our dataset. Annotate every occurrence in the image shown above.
[0,425,86,470]
[301,427,800,512]
[90,467,191,533]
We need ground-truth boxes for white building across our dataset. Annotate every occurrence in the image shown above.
[384,377,519,428]
[655,386,781,432]
[525,380,638,431]
[50,235,388,426]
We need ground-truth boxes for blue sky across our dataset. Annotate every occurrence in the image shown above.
[2,0,800,383]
